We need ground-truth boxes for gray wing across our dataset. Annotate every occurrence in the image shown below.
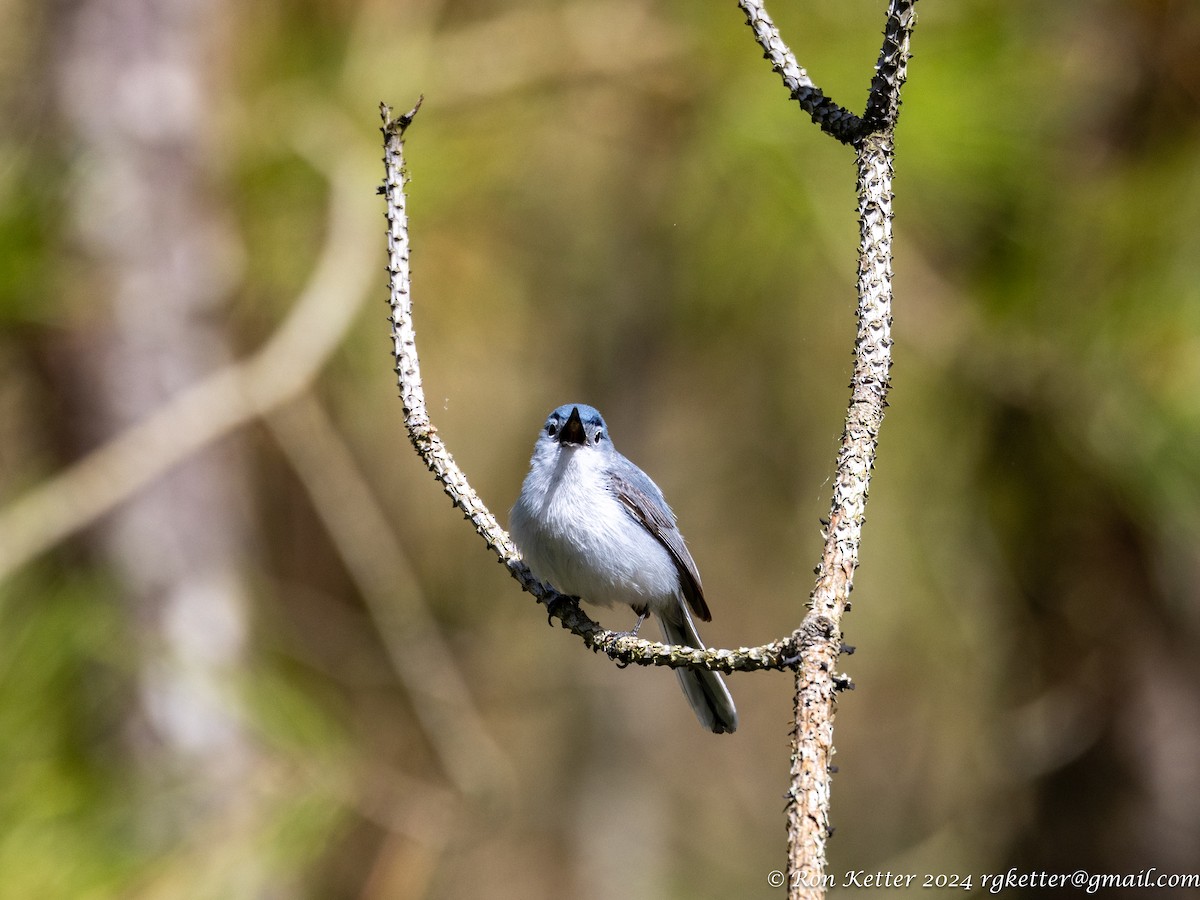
[607,465,711,623]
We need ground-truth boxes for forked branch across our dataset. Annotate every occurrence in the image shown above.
[738,0,916,144]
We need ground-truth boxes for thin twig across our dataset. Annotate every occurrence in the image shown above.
[380,100,816,676]
[737,0,863,143]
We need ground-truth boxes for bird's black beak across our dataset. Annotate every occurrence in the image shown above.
[559,406,586,446]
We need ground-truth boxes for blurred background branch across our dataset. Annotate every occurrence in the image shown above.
[266,392,513,800]
[0,142,378,586]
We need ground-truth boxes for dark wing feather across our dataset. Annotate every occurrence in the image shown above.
[608,471,711,622]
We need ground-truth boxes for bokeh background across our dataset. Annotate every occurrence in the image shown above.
[2,0,1199,897]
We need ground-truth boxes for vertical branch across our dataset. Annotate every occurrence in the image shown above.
[743,2,912,894]
[814,137,895,626]
[786,129,895,898]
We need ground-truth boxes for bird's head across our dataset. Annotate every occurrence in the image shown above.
[541,404,610,451]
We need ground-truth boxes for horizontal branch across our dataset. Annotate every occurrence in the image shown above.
[521,559,831,673]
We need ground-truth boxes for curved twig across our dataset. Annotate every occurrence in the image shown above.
[737,0,863,143]
[381,99,805,675]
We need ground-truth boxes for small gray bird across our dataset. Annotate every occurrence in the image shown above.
[510,404,738,734]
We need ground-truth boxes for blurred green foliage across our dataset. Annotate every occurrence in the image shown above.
[1,0,1199,897]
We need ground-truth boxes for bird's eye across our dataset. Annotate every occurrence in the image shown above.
[594,431,605,443]
[546,422,558,436]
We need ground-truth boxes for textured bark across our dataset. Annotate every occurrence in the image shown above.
[786,130,896,899]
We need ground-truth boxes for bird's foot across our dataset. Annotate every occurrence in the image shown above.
[613,612,647,639]
[542,592,579,625]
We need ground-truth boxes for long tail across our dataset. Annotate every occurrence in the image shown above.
[657,609,738,734]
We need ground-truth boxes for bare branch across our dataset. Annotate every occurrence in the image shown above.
[863,0,919,131]
[737,0,863,143]
[381,99,517,568]
[739,0,917,146]
[383,1,914,885]
[784,129,896,898]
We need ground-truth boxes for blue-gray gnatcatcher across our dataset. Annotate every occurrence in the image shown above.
[510,404,738,734]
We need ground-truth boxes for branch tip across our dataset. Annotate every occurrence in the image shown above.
[380,95,425,137]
